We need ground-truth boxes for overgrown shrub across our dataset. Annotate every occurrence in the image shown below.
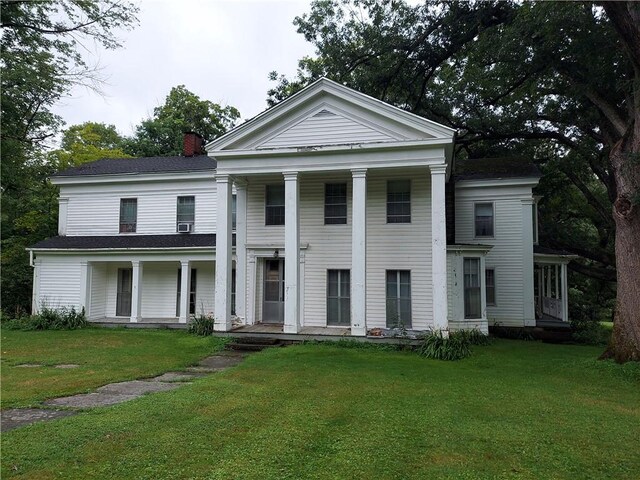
[417,330,472,360]
[2,306,88,330]
[571,318,610,345]
[188,314,215,336]
[457,328,492,346]
[490,323,535,341]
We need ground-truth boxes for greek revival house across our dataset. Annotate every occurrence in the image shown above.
[29,79,574,336]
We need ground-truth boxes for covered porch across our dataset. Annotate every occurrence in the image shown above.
[534,248,576,325]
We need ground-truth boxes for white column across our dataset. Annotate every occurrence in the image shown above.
[214,174,233,331]
[521,198,536,326]
[284,171,300,334]
[130,260,143,323]
[32,259,41,314]
[246,254,256,325]
[555,265,560,299]
[79,261,92,317]
[429,164,449,334]
[58,198,69,235]
[179,260,190,323]
[351,168,367,336]
[561,263,569,322]
[235,181,248,322]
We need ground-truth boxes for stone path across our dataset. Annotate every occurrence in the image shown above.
[1,351,246,433]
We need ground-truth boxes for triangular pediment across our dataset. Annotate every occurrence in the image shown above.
[207,78,455,152]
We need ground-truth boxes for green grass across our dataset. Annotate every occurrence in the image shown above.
[2,338,639,479]
[0,328,226,409]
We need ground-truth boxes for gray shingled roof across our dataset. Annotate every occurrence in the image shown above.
[53,155,216,177]
[28,234,233,250]
[454,157,540,181]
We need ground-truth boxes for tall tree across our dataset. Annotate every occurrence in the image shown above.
[125,85,240,157]
[49,122,132,170]
[1,0,138,315]
[270,0,639,361]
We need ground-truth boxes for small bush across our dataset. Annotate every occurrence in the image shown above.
[491,324,535,341]
[457,328,492,346]
[189,314,215,336]
[571,318,610,345]
[417,330,472,360]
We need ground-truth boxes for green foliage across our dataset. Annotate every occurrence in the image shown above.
[417,330,472,360]
[3,306,88,331]
[571,317,611,346]
[124,85,240,157]
[188,314,215,336]
[48,122,132,170]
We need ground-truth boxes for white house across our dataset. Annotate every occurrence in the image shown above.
[29,78,574,336]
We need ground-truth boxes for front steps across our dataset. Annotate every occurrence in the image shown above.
[226,336,290,352]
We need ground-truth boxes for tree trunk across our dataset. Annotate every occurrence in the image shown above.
[603,131,640,363]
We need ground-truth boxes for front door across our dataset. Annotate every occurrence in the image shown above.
[263,259,284,324]
[116,268,133,317]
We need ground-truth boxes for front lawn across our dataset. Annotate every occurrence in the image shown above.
[1,329,226,409]
[2,336,639,479]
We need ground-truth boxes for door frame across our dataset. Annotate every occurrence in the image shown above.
[116,267,133,317]
[262,258,285,324]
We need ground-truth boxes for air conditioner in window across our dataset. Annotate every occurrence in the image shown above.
[177,223,192,233]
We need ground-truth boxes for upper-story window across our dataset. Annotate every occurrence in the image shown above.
[265,184,285,226]
[177,196,195,231]
[474,202,494,237]
[119,198,137,233]
[232,194,237,231]
[325,183,347,224]
[387,180,411,223]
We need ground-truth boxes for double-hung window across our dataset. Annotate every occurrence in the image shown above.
[464,258,482,318]
[386,270,411,327]
[232,194,237,231]
[119,198,137,233]
[265,184,285,226]
[327,270,350,326]
[485,268,496,306]
[177,196,195,231]
[474,203,494,237]
[387,180,411,223]
[325,183,347,224]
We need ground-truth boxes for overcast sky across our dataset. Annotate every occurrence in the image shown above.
[51,0,316,141]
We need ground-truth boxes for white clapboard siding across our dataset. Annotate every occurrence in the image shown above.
[259,109,396,149]
[192,261,215,316]
[365,169,432,330]
[37,257,81,310]
[455,185,530,327]
[89,263,108,319]
[140,262,180,318]
[61,179,216,236]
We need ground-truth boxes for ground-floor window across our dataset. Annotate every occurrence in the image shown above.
[327,269,350,326]
[386,270,411,328]
[176,268,197,316]
[231,268,236,316]
[464,258,481,318]
[485,268,496,306]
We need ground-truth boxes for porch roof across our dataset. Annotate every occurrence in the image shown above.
[28,234,234,251]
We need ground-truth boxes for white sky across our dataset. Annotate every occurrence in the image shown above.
[51,0,316,141]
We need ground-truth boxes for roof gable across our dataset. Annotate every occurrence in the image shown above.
[207,78,455,152]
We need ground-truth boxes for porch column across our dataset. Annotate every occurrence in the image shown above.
[284,171,300,334]
[561,263,569,322]
[214,174,233,331]
[178,260,190,323]
[235,180,248,322]
[351,168,367,336]
[429,164,448,334]
[79,261,92,317]
[521,198,536,326]
[130,260,143,323]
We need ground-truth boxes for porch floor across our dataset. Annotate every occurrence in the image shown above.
[231,324,351,336]
[536,316,571,330]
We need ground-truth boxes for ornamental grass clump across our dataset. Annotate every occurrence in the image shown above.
[417,330,472,360]
[2,306,89,330]
[188,314,215,336]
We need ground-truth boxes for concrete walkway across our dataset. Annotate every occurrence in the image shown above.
[1,351,246,432]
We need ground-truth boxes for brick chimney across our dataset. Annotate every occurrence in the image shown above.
[183,132,205,157]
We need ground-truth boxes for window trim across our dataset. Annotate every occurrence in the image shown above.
[485,267,496,307]
[386,179,411,224]
[385,269,412,327]
[265,184,285,226]
[326,269,351,326]
[176,195,196,232]
[324,182,348,225]
[473,201,495,239]
[119,198,137,234]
